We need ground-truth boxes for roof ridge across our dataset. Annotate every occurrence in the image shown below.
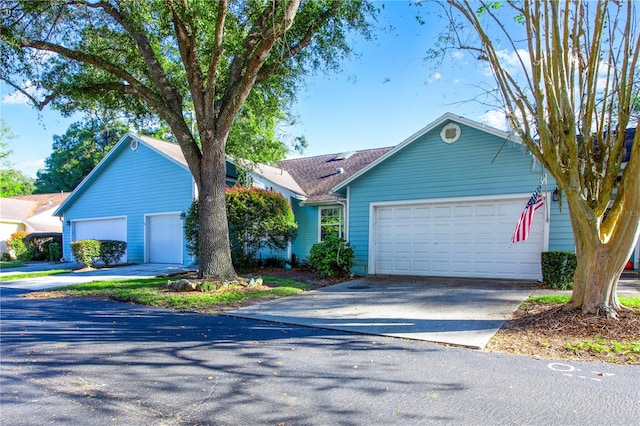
[278,146,393,164]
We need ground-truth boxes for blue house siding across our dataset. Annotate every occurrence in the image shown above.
[345,122,574,273]
[59,138,194,265]
[548,201,575,252]
[290,200,318,261]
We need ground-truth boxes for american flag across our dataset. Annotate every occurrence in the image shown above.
[510,186,544,245]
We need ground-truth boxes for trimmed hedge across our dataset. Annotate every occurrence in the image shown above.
[99,240,127,265]
[71,239,127,267]
[541,251,577,290]
[71,240,101,267]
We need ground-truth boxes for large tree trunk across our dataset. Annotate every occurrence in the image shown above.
[197,135,236,280]
[564,156,640,316]
[567,221,628,317]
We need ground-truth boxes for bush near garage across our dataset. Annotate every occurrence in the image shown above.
[541,251,577,290]
[71,240,101,267]
[309,235,354,278]
[99,240,127,265]
[184,188,298,268]
[71,239,127,268]
[23,232,62,261]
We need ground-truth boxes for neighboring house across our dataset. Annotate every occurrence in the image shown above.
[54,114,639,278]
[1,193,69,256]
[54,134,236,265]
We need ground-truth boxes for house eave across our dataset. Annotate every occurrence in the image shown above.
[300,197,346,207]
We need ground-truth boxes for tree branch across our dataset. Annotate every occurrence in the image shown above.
[205,0,227,116]
[217,0,301,139]
[92,0,184,113]
[256,0,339,83]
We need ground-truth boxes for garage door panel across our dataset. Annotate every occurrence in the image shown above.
[373,198,544,280]
[147,214,182,264]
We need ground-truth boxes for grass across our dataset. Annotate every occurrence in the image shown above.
[49,276,311,311]
[0,269,73,281]
[526,294,640,309]
[566,335,640,356]
[0,261,26,269]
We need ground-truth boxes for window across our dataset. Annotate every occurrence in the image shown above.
[320,207,343,241]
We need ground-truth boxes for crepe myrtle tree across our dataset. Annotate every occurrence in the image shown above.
[0,0,376,279]
[434,1,640,316]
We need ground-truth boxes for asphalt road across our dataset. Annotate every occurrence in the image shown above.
[1,287,639,425]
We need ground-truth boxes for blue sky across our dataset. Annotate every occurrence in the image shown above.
[0,1,507,178]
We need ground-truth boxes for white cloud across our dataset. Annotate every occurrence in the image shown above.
[428,72,442,83]
[479,110,509,131]
[16,158,45,178]
[1,81,45,106]
[2,91,31,105]
[481,49,532,79]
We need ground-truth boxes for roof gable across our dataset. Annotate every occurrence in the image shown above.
[54,133,189,216]
[332,113,521,194]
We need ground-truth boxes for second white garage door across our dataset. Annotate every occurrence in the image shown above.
[371,196,546,280]
[146,213,183,264]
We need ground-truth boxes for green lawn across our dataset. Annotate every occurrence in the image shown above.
[0,261,26,270]
[0,269,73,281]
[50,276,312,311]
[527,294,640,309]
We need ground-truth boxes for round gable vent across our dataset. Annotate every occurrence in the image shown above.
[440,123,461,144]
[130,138,139,151]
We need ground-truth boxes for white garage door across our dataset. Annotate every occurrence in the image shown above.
[72,217,127,263]
[371,197,545,280]
[146,213,183,264]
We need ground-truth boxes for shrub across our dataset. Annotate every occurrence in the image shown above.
[7,231,31,261]
[185,188,298,268]
[24,233,62,261]
[263,256,287,268]
[71,240,101,268]
[48,241,62,262]
[541,251,577,290]
[99,240,127,265]
[309,235,354,277]
[184,199,199,258]
[226,187,297,267]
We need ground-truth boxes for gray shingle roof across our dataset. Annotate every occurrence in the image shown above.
[278,147,392,203]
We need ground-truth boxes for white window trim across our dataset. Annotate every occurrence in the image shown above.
[318,205,344,242]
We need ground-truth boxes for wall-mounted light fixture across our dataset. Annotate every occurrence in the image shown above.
[180,212,186,219]
[66,220,70,226]
[552,188,559,202]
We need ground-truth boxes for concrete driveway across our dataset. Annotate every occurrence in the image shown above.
[225,275,535,349]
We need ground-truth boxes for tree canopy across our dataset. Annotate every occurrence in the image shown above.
[34,116,128,193]
[1,0,376,278]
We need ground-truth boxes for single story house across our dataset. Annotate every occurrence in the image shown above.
[54,113,639,279]
[1,193,69,256]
